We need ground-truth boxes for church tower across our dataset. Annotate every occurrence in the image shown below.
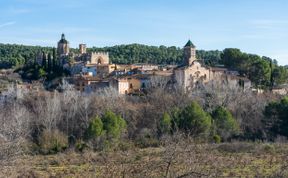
[79,44,87,54]
[57,33,70,56]
[183,40,196,66]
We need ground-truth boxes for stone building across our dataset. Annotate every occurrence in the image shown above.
[74,76,109,92]
[86,52,110,65]
[57,33,70,56]
[110,74,150,94]
[174,40,251,91]
[79,44,87,54]
[55,34,116,77]
[183,40,197,66]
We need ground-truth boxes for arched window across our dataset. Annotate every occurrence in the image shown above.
[97,58,102,64]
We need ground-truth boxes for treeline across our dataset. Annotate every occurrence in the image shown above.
[222,48,288,88]
[89,44,222,65]
[0,43,53,69]
[1,43,287,87]
[20,49,68,81]
[0,43,222,68]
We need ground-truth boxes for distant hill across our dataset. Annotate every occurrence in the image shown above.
[0,43,222,69]
[0,43,53,69]
[89,44,222,65]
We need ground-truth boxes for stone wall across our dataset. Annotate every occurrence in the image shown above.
[89,52,109,65]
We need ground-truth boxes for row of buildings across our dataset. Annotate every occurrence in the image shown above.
[52,34,253,94]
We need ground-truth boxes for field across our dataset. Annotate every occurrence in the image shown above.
[1,142,288,178]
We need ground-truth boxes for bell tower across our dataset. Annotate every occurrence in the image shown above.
[183,40,196,66]
[57,33,70,56]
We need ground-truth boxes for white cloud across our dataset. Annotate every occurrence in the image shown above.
[0,21,16,28]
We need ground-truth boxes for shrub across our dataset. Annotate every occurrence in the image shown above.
[213,135,221,143]
[212,106,239,141]
[102,111,127,140]
[264,97,288,139]
[86,116,104,139]
[159,112,172,135]
[75,139,88,152]
[85,111,127,151]
[176,101,212,138]
[38,129,68,154]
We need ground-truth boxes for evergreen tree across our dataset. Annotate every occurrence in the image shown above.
[211,106,239,141]
[86,116,104,139]
[42,52,47,70]
[264,97,288,139]
[47,53,52,74]
[177,101,212,138]
[52,48,57,72]
[159,112,172,135]
[101,111,127,139]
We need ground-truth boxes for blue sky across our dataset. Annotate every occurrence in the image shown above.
[0,0,287,65]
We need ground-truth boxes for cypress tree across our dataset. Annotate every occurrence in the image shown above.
[52,48,57,72]
[42,52,47,70]
[47,53,52,74]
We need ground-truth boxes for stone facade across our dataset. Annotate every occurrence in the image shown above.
[79,44,87,54]
[57,34,70,56]
[174,40,251,91]
[183,40,197,66]
[174,61,210,90]
[96,64,116,78]
[87,52,109,65]
[110,75,149,95]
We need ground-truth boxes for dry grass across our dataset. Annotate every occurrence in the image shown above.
[0,143,288,178]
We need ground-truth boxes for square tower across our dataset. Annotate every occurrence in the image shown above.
[184,40,196,66]
[79,44,87,54]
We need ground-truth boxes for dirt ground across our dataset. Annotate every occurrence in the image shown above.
[1,142,288,178]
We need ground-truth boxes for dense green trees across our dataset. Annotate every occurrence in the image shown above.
[101,111,127,139]
[272,66,288,86]
[89,44,183,64]
[211,106,239,141]
[86,111,127,141]
[89,44,222,65]
[87,116,104,138]
[159,102,240,142]
[264,97,288,139]
[0,43,53,69]
[177,102,212,137]
[221,48,288,88]
[20,48,67,81]
[0,43,221,69]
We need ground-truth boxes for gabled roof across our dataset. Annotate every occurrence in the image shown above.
[184,40,195,48]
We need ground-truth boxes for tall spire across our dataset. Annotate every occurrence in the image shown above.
[61,33,65,40]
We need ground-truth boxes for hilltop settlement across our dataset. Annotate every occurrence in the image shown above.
[1,34,287,95]
[10,34,256,95]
